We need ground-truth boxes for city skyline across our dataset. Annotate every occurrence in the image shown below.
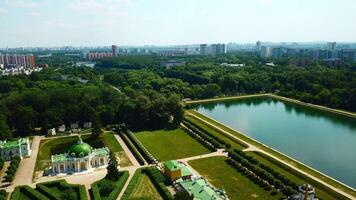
[1,0,356,47]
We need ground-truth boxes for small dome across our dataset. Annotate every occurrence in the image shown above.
[69,137,92,157]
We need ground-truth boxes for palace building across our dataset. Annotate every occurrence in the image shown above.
[51,136,110,174]
[0,138,31,161]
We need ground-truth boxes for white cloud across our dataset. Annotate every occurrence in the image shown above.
[0,8,7,16]
[260,0,273,5]
[70,0,131,18]
[5,0,40,8]
[27,12,43,17]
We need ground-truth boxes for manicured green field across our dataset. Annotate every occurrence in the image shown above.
[126,170,163,200]
[135,128,210,161]
[189,156,282,200]
[35,132,129,172]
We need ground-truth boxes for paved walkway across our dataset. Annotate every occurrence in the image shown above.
[114,134,141,167]
[7,136,42,192]
[187,112,356,200]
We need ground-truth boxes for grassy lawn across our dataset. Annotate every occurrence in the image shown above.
[187,110,354,199]
[184,115,247,150]
[35,132,131,172]
[135,128,210,161]
[126,170,163,200]
[188,156,282,200]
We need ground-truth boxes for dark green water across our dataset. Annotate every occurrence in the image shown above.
[195,97,356,188]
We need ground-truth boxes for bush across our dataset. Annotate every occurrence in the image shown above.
[4,174,14,182]
[92,171,129,200]
[36,179,87,200]
[120,133,145,165]
[144,167,173,200]
[10,186,49,200]
[60,188,78,200]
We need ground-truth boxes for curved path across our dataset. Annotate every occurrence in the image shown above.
[187,112,356,200]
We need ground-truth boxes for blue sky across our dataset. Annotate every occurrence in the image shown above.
[0,0,356,47]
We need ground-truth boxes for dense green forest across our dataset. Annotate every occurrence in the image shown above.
[99,54,356,111]
[0,67,183,139]
[0,53,355,139]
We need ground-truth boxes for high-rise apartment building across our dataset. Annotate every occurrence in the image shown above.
[200,44,207,55]
[327,42,336,51]
[112,45,118,56]
[86,52,113,60]
[0,54,36,68]
[260,46,273,58]
[211,44,226,55]
[256,41,262,51]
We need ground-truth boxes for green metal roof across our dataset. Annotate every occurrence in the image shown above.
[68,138,92,157]
[181,166,193,177]
[52,154,67,162]
[0,138,29,149]
[177,178,227,200]
[92,147,110,157]
[164,160,180,171]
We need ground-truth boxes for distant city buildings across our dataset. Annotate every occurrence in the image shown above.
[160,60,186,69]
[200,43,226,55]
[0,54,35,68]
[0,54,42,76]
[112,45,118,56]
[200,44,208,55]
[256,41,356,64]
[86,52,113,60]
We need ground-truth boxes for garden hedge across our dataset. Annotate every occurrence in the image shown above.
[36,179,87,200]
[91,171,129,200]
[120,133,145,165]
[10,185,49,200]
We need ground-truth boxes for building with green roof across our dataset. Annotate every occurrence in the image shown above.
[175,177,229,200]
[51,136,110,174]
[0,137,31,161]
[164,160,193,182]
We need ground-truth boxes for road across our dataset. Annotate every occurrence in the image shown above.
[187,112,356,200]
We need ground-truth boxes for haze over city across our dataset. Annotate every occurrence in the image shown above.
[1,0,356,47]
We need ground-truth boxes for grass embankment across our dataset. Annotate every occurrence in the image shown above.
[35,132,131,172]
[184,115,247,150]
[185,93,270,105]
[135,128,210,161]
[186,110,356,199]
[122,169,163,200]
[189,156,282,200]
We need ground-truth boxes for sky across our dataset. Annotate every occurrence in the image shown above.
[0,0,356,47]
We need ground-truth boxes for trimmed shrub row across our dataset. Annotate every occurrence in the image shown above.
[10,185,50,200]
[182,121,222,149]
[143,167,173,200]
[184,118,231,148]
[0,158,4,171]
[36,179,87,200]
[227,151,299,196]
[182,124,217,152]
[259,163,299,191]
[91,171,129,200]
[4,156,21,183]
[233,149,259,165]
[122,169,142,200]
[120,133,145,165]
[125,130,157,164]
[0,190,6,200]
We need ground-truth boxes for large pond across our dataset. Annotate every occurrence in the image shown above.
[194,97,356,188]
